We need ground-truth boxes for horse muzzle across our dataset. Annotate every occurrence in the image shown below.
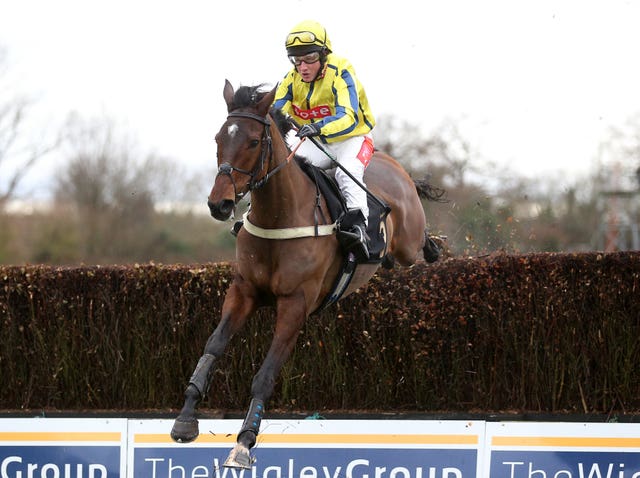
[207,198,235,221]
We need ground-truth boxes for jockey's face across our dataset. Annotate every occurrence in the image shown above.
[295,57,322,83]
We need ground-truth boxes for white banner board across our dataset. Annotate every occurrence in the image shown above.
[1,418,640,477]
[483,421,640,477]
[128,419,483,478]
[0,418,128,477]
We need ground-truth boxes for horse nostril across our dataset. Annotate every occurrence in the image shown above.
[219,200,235,216]
[207,199,235,220]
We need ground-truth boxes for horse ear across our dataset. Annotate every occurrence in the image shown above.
[223,79,235,112]
[256,85,277,117]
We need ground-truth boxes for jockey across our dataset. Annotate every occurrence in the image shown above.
[273,19,376,259]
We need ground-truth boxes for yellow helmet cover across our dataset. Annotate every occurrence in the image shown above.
[285,20,333,55]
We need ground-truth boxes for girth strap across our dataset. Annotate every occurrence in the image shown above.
[241,211,336,239]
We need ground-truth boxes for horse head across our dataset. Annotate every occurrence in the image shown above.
[207,80,277,220]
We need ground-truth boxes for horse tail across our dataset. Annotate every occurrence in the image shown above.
[414,177,447,202]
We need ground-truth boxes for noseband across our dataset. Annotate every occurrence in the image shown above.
[217,111,287,203]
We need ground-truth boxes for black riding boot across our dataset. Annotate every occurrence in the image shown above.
[338,209,370,260]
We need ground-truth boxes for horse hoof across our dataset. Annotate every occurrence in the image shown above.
[224,443,256,469]
[170,417,199,443]
[423,237,441,263]
[381,254,395,269]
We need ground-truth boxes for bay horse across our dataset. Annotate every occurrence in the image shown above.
[171,80,443,468]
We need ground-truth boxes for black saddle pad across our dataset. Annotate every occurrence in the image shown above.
[298,160,390,264]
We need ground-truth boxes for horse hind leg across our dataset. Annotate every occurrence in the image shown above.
[423,229,441,263]
[386,227,439,266]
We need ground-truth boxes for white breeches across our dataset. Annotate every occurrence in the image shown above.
[287,132,373,222]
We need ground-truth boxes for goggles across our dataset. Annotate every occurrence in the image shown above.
[286,30,321,47]
[289,51,321,66]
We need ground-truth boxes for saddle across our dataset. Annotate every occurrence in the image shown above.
[297,160,391,313]
[297,160,391,265]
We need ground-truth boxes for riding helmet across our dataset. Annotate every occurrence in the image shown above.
[285,20,333,57]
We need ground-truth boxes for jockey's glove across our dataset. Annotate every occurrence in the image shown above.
[296,123,322,138]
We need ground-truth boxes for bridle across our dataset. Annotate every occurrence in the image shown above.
[216,111,289,203]
[216,110,337,240]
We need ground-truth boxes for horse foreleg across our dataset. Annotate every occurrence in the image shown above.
[171,278,257,443]
[224,293,306,469]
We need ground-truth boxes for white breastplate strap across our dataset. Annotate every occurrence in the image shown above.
[242,211,336,239]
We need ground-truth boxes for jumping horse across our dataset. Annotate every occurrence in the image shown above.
[171,80,443,468]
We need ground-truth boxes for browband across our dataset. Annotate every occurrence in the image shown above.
[228,112,271,126]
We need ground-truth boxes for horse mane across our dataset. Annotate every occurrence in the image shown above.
[270,108,294,136]
[231,84,294,139]
[230,84,270,110]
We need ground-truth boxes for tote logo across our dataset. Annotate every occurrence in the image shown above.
[293,104,331,120]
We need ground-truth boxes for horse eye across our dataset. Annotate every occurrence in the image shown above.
[248,139,260,149]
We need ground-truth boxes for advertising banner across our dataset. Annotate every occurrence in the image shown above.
[3,417,640,477]
[483,421,640,477]
[0,418,127,477]
[128,419,483,478]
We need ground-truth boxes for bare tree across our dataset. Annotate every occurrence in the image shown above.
[54,114,186,261]
[0,46,59,210]
[375,115,497,190]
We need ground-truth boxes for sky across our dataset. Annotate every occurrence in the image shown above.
[1,0,640,198]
